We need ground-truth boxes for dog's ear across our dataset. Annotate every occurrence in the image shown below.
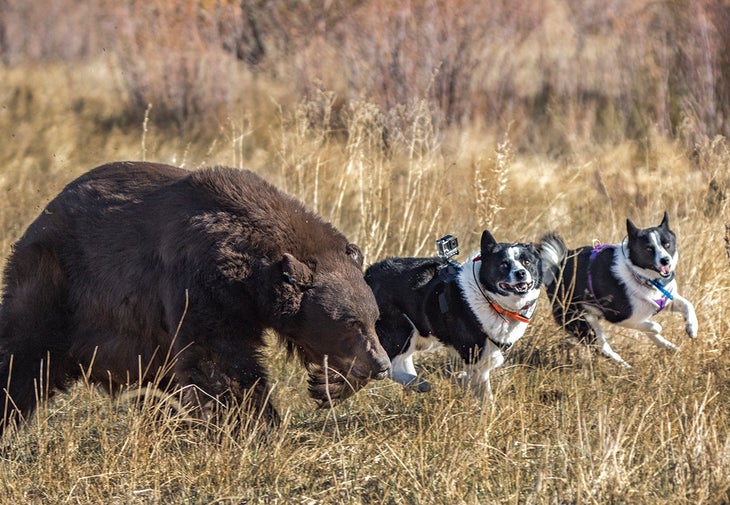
[659,211,670,230]
[481,230,497,255]
[346,243,364,268]
[626,218,639,238]
[281,253,314,289]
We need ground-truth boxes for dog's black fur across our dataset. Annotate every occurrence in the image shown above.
[367,256,482,363]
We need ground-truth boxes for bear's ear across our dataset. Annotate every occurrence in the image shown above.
[346,243,364,268]
[281,253,314,289]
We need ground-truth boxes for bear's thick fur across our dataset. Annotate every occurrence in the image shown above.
[0,161,390,433]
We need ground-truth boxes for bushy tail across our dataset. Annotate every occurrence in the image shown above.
[539,233,568,288]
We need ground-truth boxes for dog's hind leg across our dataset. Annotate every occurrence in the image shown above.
[584,313,631,367]
[391,352,431,392]
[670,293,698,338]
[379,314,433,392]
[390,335,434,393]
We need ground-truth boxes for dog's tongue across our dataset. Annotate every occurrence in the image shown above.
[501,281,529,293]
[659,265,671,276]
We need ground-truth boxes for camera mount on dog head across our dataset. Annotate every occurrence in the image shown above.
[436,234,459,260]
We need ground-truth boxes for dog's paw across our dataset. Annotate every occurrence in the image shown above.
[657,337,679,352]
[600,343,631,368]
[454,370,469,387]
[392,371,431,393]
[685,321,698,339]
[409,379,432,393]
[611,352,632,368]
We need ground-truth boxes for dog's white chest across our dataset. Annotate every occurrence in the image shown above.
[457,268,536,346]
[627,279,676,317]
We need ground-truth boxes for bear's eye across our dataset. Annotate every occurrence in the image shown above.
[347,320,365,333]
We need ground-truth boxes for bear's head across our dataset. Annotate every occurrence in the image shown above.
[274,243,390,405]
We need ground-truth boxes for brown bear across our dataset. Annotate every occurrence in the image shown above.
[0,161,390,433]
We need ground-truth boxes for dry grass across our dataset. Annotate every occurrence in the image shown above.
[1,18,730,505]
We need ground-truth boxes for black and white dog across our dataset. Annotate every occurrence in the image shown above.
[364,230,542,400]
[539,212,698,367]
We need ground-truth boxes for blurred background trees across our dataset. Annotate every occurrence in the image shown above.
[1,0,728,153]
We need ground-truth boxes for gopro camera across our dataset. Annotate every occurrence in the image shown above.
[436,234,459,259]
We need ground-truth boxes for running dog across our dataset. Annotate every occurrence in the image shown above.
[539,212,698,367]
[365,230,542,400]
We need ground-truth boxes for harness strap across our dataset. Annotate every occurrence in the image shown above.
[650,278,675,301]
[587,243,613,303]
[488,335,514,353]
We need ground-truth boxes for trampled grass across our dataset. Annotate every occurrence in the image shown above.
[1,60,729,504]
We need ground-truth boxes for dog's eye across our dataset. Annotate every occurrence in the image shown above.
[646,246,654,253]
[663,243,670,249]
[500,261,510,271]
[522,259,531,266]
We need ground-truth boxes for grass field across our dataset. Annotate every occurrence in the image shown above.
[1,3,730,503]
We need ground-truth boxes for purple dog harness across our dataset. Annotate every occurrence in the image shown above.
[587,243,674,312]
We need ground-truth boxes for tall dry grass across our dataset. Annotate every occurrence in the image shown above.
[0,59,729,503]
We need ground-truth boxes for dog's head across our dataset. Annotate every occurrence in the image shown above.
[477,230,542,297]
[626,211,677,279]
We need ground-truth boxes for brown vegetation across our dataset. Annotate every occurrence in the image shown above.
[3,0,729,147]
[0,1,729,503]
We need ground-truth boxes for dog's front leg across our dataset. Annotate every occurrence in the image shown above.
[465,347,504,402]
[670,293,698,338]
[627,319,679,352]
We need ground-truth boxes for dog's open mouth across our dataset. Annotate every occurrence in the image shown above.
[658,265,673,277]
[499,281,531,294]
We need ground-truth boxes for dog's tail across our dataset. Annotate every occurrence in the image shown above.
[539,233,568,288]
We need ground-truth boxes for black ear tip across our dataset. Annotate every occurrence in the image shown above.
[481,229,496,242]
